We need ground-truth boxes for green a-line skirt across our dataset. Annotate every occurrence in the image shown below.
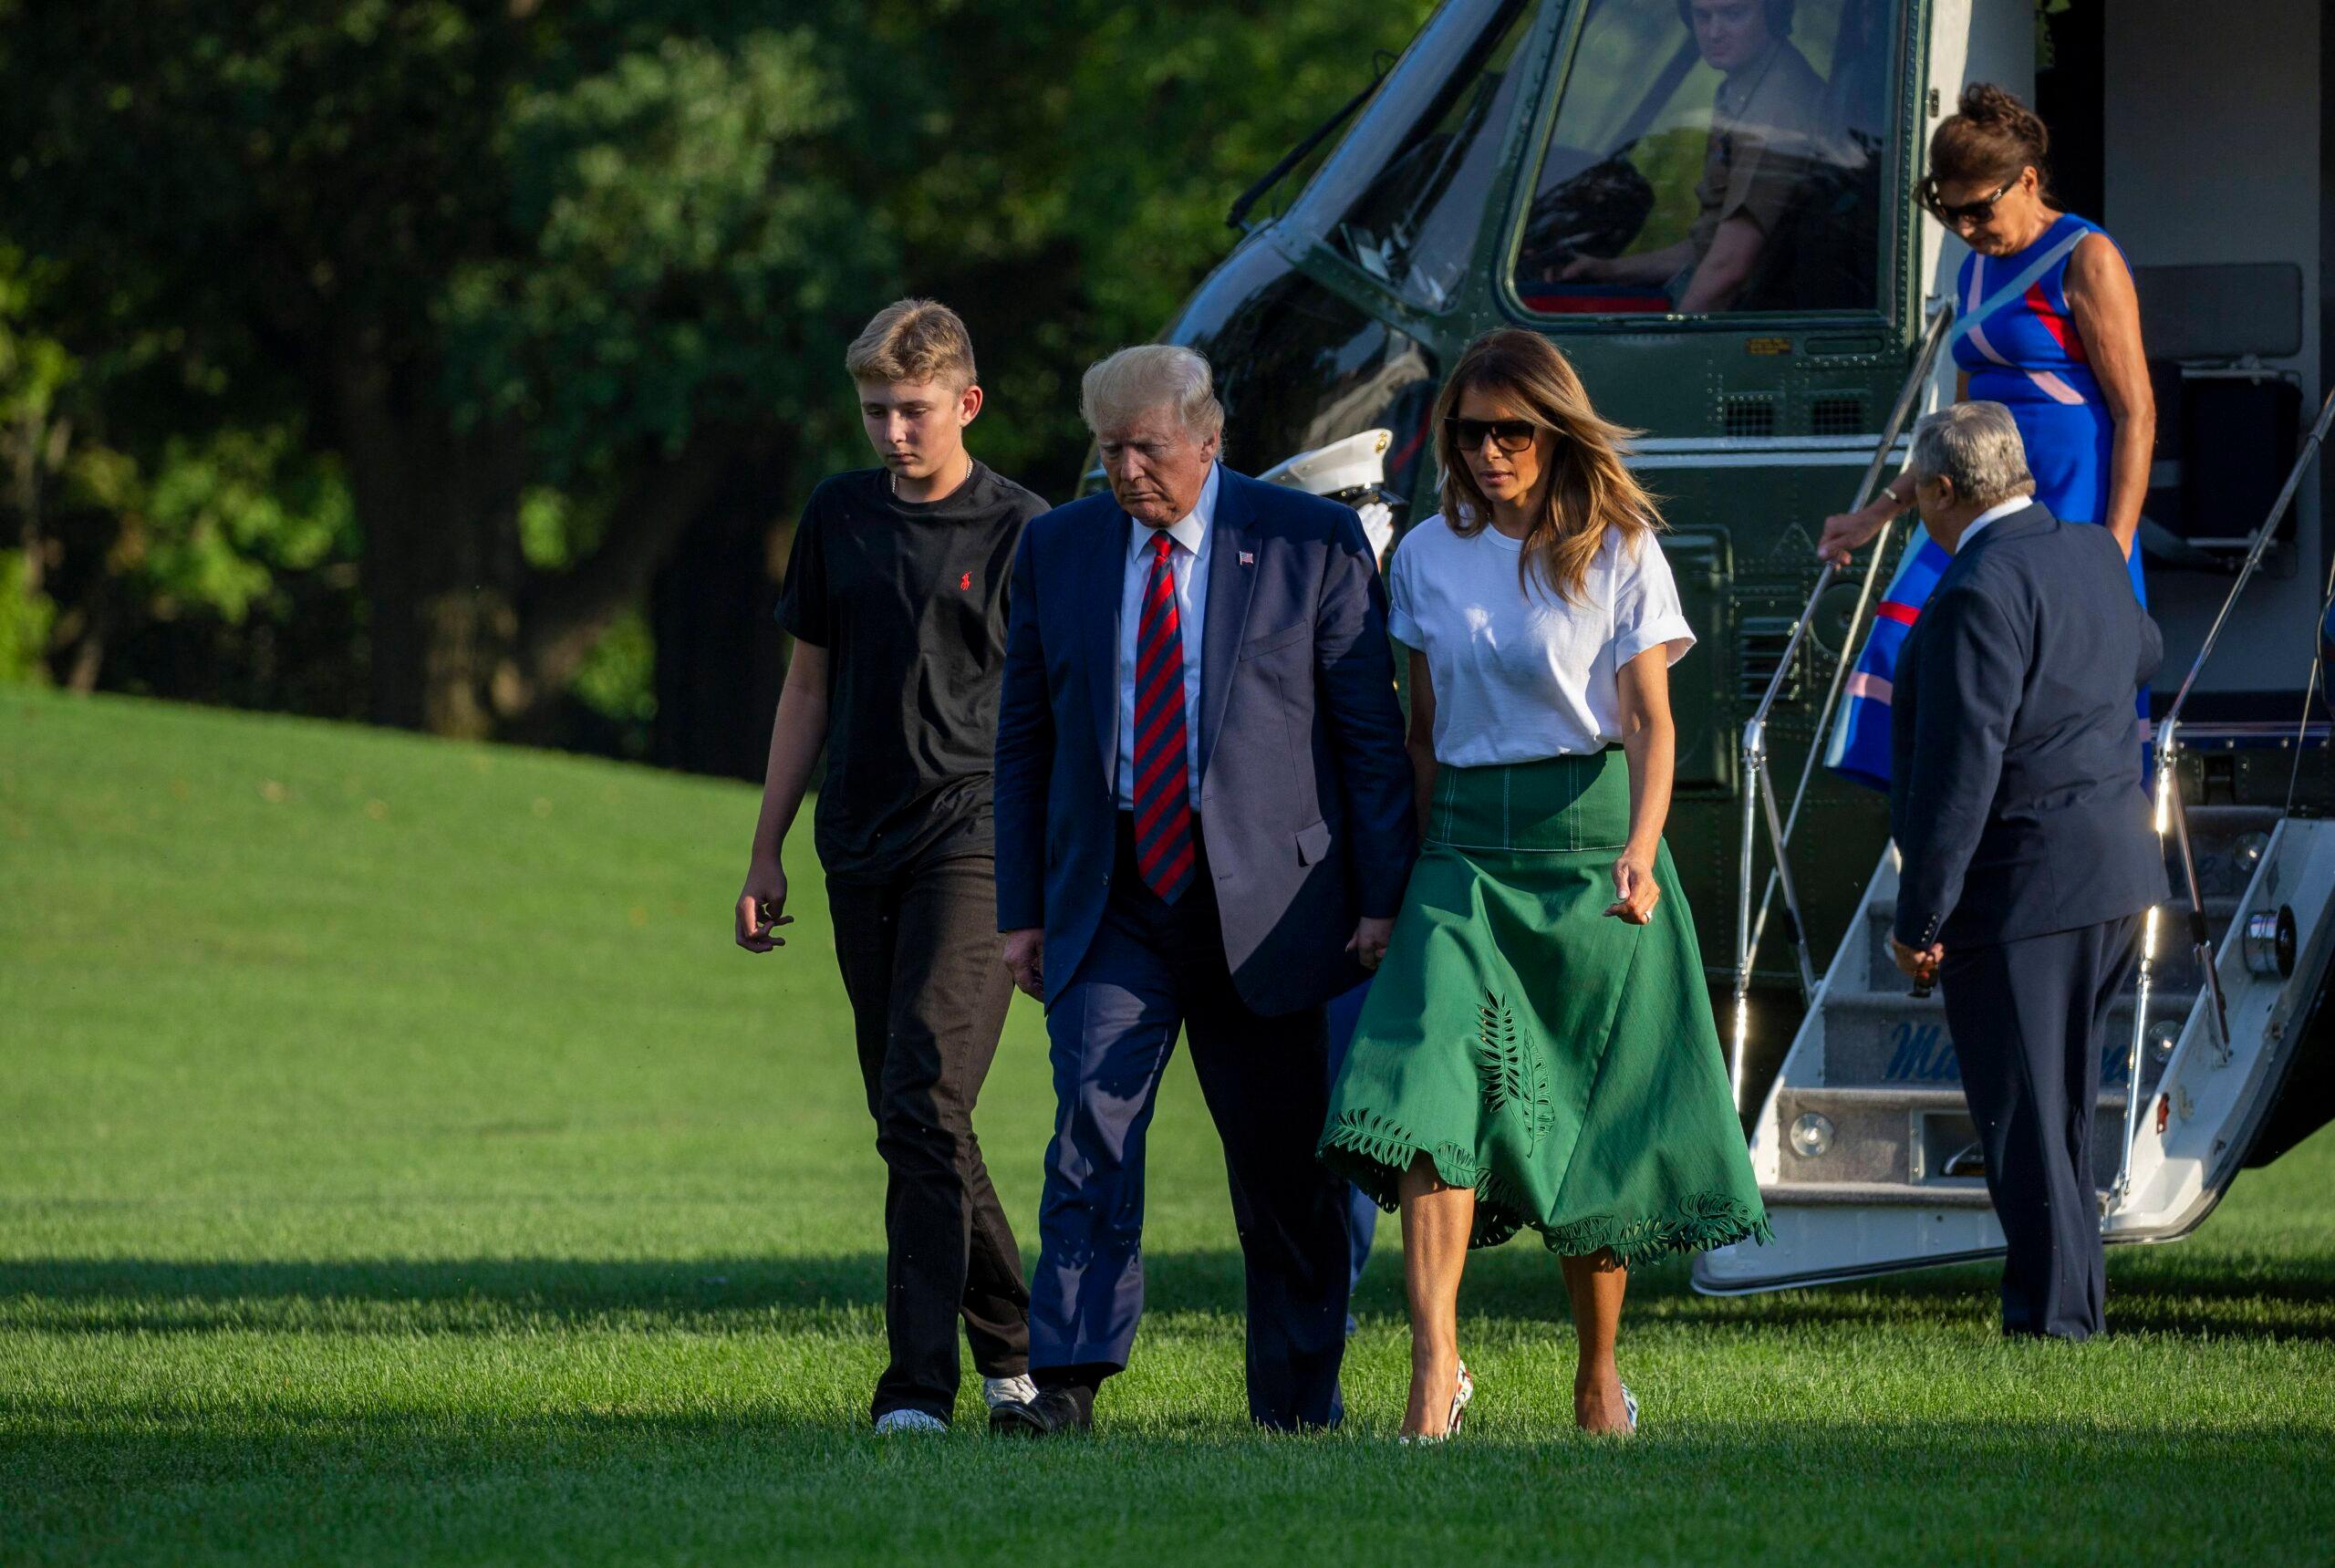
[1319,750,1769,1267]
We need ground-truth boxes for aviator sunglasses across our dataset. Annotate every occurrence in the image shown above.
[1920,173,2018,227]
[1445,416,1560,454]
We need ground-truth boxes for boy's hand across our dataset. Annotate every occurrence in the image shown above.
[735,861,794,952]
[1001,929,1044,998]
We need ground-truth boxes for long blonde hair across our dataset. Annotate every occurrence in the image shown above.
[1432,329,1661,605]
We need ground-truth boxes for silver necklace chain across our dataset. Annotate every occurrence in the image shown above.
[891,450,973,500]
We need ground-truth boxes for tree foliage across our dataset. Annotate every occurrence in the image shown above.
[0,0,1431,746]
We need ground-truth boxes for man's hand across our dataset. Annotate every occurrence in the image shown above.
[1890,936,1944,988]
[1001,928,1045,999]
[1345,915,1395,971]
[1605,850,1661,925]
[1560,254,1611,283]
[734,860,794,952]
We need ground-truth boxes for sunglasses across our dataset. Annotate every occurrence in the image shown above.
[1444,417,1557,454]
[1920,174,2018,227]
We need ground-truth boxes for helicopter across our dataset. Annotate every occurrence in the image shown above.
[1149,0,2335,1291]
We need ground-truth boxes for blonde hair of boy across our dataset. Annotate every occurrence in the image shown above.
[845,298,978,392]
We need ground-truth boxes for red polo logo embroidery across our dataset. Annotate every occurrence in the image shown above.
[959,571,972,590]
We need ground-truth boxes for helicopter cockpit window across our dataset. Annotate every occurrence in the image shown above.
[1513,0,1895,317]
[1283,0,1539,313]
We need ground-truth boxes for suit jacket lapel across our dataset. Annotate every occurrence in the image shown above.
[1198,469,1259,785]
[1084,506,1131,794]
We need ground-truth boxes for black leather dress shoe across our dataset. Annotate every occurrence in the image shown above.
[987,1386,1092,1437]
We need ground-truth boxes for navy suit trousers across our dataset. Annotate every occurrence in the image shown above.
[1939,914,2141,1341]
[1030,815,1352,1428]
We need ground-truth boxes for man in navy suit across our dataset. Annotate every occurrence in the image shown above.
[989,346,1416,1432]
[1887,400,2166,1342]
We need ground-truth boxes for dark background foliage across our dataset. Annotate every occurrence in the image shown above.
[0,0,1431,771]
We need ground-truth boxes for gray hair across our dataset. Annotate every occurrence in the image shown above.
[1909,401,2035,508]
[1080,345,1225,443]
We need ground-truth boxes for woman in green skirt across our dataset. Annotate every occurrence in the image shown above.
[1319,329,1767,1438]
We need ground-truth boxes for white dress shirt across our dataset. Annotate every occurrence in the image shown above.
[1951,495,2030,553]
[1116,463,1219,809]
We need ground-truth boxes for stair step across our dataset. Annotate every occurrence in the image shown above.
[1761,1179,2115,1210]
[1773,1085,2132,1184]
[2182,805,2285,831]
[1866,895,2240,929]
[1760,1180,1998,1209]
[1783,1085,2128,1113]
[1816,985,2186,1098]
[1822,985,2196,1015]
[1859,900,2236,1002]
[1828,988,1941,1013]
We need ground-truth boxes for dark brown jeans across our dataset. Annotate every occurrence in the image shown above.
[825,849,1029,1423]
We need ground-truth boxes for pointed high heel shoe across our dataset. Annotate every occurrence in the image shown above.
[1397,1360,1476,1444]
[1448,1360,1477,1435]
[1572,1377,1639,1436]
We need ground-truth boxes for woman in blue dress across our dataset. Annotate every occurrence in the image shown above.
[1819,85,2155,783]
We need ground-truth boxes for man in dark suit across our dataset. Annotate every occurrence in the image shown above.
[1887,400,2167,1341]
[990,345,1416,1432]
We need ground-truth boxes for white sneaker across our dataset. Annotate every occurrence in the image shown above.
[873,1408,948,1436]
[982,1374,1039,1410]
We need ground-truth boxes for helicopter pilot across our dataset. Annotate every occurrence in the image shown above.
[1560,0,1830,313]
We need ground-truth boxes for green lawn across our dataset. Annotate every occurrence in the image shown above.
[3,688,2331,1564]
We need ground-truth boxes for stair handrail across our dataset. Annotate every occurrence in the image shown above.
[2157,383,2335,740]
[2110,380,2335,1210]
[1728,300,1956,1112]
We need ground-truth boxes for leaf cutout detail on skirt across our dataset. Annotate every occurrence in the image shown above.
[1474,991,1554,1149]
[1327,1108,1419,1174]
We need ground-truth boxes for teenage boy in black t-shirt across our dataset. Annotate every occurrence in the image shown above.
[735,299,1048,1435]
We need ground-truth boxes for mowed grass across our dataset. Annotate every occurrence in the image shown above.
[2,688,2331,1565]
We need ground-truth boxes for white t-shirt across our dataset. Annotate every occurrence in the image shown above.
[1387,514,1696,768]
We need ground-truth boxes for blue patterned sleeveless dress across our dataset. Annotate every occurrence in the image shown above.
[1954,212,2144,604]
[1828,213,2144,790]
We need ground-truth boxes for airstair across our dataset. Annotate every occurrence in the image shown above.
[1693,337,2335,1294]
[1697,809,2335,1291]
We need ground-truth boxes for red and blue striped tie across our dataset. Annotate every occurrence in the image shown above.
[1132,531,1195,901]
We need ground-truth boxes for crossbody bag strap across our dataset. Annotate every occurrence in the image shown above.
[1948,226,2091,347]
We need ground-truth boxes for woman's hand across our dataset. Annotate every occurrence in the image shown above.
[1612,649,1673,928]
[1816,497,1894,568]
[1605,849,1660,925]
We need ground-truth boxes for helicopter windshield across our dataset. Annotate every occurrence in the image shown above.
[1282,0,1540,313]
[1514,0,1897,316]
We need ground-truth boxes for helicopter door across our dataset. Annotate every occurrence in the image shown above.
[1489,0,1915,987]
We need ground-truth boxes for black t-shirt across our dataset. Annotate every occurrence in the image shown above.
[776,462,1049,881]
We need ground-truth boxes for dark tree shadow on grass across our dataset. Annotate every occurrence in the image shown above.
[4,1243,2331,1341]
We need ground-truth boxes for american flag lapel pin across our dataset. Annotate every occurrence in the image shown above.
[1239,550,1255,566]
